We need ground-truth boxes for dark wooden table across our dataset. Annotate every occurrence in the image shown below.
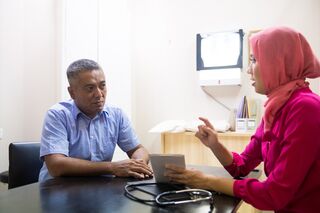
[0,166,261,213]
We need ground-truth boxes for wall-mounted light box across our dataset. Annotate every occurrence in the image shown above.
[196,29,244,86]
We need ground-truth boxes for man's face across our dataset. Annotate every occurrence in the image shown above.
[68,69,106,118]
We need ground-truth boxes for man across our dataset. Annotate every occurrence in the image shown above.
[39,59,152,181]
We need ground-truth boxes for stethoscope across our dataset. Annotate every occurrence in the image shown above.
[124,182,214,210]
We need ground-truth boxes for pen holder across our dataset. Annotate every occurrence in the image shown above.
[236,118,256,132]
[246,118,256,131]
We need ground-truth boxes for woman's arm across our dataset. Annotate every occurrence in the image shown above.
[196,117,262,177]
[196,117,233,166]
[165,165,234,196]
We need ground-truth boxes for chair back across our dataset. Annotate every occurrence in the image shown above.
[8,142,42,189]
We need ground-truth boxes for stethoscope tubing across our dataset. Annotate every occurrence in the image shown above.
[124,182,213,206]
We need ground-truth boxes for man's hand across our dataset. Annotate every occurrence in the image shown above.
[111,159,153,179]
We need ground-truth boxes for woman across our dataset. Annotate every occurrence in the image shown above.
[165,27,320,212]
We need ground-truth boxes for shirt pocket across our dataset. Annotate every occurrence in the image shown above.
[99,135,117,161]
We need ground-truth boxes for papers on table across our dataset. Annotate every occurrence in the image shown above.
[149,119,230,133]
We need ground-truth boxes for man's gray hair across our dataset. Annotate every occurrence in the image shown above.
[67,59,102,83]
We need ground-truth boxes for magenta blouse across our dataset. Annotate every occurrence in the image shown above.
[224,87,320,212]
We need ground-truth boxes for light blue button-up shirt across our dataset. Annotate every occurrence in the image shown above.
[39,100,140,182]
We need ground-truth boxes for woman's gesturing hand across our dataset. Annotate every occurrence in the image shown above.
[195,117,219,149]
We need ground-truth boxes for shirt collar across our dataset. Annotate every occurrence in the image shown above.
[70,100,109,120]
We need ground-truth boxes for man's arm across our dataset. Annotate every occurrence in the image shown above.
[45,153,152,178]
[126,144,149,164]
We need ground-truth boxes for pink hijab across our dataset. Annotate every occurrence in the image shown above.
[250,27,320,133]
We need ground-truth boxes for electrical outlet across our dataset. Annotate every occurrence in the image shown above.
[0,128,3,140]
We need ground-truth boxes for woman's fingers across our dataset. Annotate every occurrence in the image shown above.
[201,126,214,135]
[165,164,185,172]
[197,125,214,137]
[199,117,215,130]
[197,125,208,137]
[166,173,185,182]
[165,165,187,183]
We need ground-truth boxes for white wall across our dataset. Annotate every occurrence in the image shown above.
[60,0,99,100]
[0,0,58,171]
[61,0,133,161]
[98,0,133,160]
[99,0,133,161]
[130,0,320,153]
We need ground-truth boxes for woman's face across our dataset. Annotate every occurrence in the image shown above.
[247,54,266,95]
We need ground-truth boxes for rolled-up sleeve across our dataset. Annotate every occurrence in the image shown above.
[40,109,70,160]
[116,109,140,152]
